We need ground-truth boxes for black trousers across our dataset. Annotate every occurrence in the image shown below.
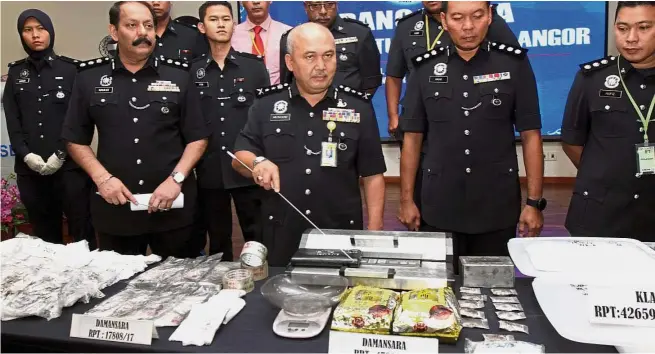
[17,169,96,249]
[98,224,195,258]
[196,186,263,260]
[421,224,516,274]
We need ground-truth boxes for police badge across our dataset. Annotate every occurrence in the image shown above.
[605,75,620,89]
[434,63,448,76]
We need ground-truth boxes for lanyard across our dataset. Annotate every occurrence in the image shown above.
[617,54,655,143]
[424,15,445,51]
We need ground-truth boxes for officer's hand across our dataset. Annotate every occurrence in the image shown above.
[149,177,182,213]
[98,177,138,206]
[41,154,64,175]
[253,160,280,193]
[388,114,399,137]
[518,205,543,237]
[24,153,47,174]
[398,200,421,231]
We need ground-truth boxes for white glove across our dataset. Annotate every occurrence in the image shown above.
[41,153,64,175]
[23,153,47,173]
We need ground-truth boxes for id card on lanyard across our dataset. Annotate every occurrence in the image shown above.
[617,55,655,175]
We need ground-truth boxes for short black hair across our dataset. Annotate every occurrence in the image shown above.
[442,1,491,13]
[199,1,233,22]
[109,1,157,27]
[615,1,655,21]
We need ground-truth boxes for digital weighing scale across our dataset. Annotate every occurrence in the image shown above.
[272,308,331,339]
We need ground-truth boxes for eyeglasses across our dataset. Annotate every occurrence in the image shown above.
[307,2,337,12]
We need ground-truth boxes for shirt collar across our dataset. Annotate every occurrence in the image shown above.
[288,79,339,103]
[204,48,241,69]
[246,15,272,31]
[616,55,655,79]
[111,54,159,74]
[331,16,346,34]
[28,53,56,69]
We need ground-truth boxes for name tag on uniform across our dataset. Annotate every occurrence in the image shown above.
[55,76,64,80]
[335,37,358,45]
[473,72,511,84]
[270,114,290,122]
[195,82,209,88]
[410,30,424,36]
[323,108,360,123]
[321,142,338,167]
[95,87,113,94]
[429,76,448,84]
[636,144,655,175]
[147,80,180,92]
[599,89,623,98]
[16,78,29,84]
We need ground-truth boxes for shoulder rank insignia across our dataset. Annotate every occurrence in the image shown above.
[256,82,290,97]
[337,85,371,100]
[489,42,528,57]
[236,52,264,61]
[396,9,422,24]
[78,56,111,70]
[7,58,27,68]
[158,56,190,70]
[58,56,80,65]
[192,53,208,63]
[579,56,616,75]
[343,17,369,28]
[412,47,447,67]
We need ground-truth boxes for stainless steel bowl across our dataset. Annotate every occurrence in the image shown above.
[261,274,349,316]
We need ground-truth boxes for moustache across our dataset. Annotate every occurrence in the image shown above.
[132,37,152,46]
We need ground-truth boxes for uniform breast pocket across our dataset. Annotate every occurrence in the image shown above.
[424,87,454,122]
[47,87,71,105]
[589,100,631,138]
[262,123,296,163]
[230,90,254,108]
[148,92,180,120]
[336,126,359,167]
[89,94,119,124]
[14,85,38,106]
[479,84,514,119]
[336,43,358,70]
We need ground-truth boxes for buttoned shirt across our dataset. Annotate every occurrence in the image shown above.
[153,18,208,61]
[233,15,291,85]
[61,55,209,235]
[562,55,655,241]
[2,54,80,175]
[190,49,270,189]
[401,42,541,234]
[234,81,386,265]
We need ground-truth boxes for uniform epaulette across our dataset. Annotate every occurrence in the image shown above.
[236,52,264,61]
[158,56,191,70]
[343,17,369,28]
[579,56,616,75]
[7,58,26,68]
[256,83,290,97]
[174,17,201,31]
[58,56,81,65]
[78,56,111,70]
[192,53,208,63]
[396,9,422,24]
[337,85,371,100]
[489,42,527,58]
[411,47,447,67]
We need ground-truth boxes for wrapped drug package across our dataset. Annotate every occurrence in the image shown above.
[331,286,399,334]
[392,288,462,343]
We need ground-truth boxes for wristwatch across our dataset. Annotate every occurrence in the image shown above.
[56,150,67,160]
[526,198,547,211]
[170,171,185,185]
[252,156,268,168]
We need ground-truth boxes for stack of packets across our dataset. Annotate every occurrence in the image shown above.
[458,287,529,334]
[331,286,462,343]
[465,334,545,353]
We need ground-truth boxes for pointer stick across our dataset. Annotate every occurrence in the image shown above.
[227,151,354,261]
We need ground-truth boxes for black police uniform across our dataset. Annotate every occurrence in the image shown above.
[400,42,542,263]
[279,17,382,92]
[387,7,519,226]
[2,54,95,247]
[61,55,210,257]
[154,18,208,61]
[189,50,271,260]
[234,82,386,266]
[562,55,655,242]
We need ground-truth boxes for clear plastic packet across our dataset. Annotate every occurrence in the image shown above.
[459,300,485,309]
[491,288,518,296]
[461,294,487,302]
[497,311,526,321]
[461,318,489,329]
[460,308,486,319]
[490,296,520,304]
[482,334,515,341]
[499,320,530,334]
[465,338,545,353]
[460,287,482,295]
[493,302,524,312]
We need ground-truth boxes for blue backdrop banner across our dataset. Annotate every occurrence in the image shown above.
[240,1,607,139]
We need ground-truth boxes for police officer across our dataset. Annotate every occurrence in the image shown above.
[2,9,95,248]
[386,2,518,230]
[233,23,386,266]
[398,1,545,268]
[62,1,209,257]
[190,1,270,260]
[279,1,382,95]
[561,1,655,242]
[149,1,208,60]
